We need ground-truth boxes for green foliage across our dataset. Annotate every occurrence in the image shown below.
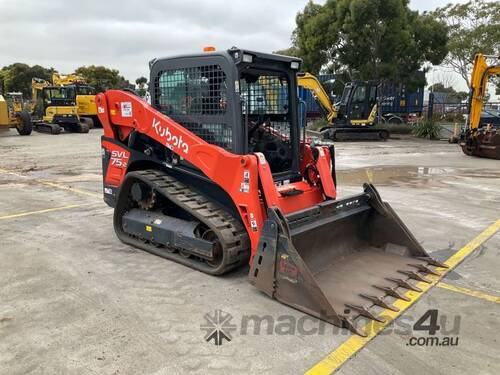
[135,76,147,86]
[135,76,148,97]
[75,65,131,93]
[293,0,336,74]
[0,63,54,97]
[273,47,301,57]
[412,119,441,139]
[288,0,448,86]
[432,0,500,88]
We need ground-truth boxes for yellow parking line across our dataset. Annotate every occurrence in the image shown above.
[38,181,101,198]
[0,168,25,178]
[0,204,84,220]
[437,282,500,304]
[0,167,100,198]
[306,219,500,375]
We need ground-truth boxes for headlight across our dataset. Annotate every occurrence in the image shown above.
[242,54,253,63]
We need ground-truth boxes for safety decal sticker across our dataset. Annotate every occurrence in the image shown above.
[249,213,258,232]
[121,102,132,117]
[240,170,250,193]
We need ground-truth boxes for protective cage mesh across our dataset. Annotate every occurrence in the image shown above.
[155,65,232,149]
[240,74,291,139]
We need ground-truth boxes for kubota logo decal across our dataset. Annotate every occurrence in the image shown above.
[152,118,189,154]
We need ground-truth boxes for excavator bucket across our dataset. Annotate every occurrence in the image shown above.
[249,184,447,336]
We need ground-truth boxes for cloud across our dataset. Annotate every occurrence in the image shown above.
[0,0,305,81]
[0,0,466,84]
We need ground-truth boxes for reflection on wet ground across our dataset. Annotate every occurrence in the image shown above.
[337,166,500,187]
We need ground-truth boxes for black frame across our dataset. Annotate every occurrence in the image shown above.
[338,81,378,122]
[149,48,302,182]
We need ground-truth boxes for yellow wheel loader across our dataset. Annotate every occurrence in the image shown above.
[31,78,89,134]
[298,72,389,140]
[0,92,32,135]
[459,54,500,159]
[52,73,99,128]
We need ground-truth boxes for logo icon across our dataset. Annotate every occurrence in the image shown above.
[200,309,237,346]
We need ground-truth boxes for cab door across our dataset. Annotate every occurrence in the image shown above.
[347,83,377,121]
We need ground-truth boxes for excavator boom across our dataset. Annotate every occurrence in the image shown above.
[297,72,337,123]
[460,54,500,159]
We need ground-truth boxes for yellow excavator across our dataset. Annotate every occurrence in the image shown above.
[459,54,500,159]
[31,78,89,134]
[52,73,98,128]
[0,92,32,135]
[298,72,388,140]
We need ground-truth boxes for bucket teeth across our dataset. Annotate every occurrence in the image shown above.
[386,277,422,292]
[417,256,449,268]
[346,304,385,323]
[408,263,440,276]
[341,316,367,337]
[398,270,432,283]
[360,293,400,312]
[373,285,411,301]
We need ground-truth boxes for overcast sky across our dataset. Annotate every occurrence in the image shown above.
[0,0,472,90]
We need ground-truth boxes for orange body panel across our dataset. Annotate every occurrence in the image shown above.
[97,91,336,261]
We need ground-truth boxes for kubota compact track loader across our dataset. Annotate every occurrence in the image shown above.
[98,48,446,335]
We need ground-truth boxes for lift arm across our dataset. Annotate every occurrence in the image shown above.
[468,54,500,131]
[97,90,336,256]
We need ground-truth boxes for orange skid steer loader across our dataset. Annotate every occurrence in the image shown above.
[98,48,446,335]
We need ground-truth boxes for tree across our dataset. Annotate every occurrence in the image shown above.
[432,0,500,89]
[293,0,336,74]
[74,65,130,93]
[135,76,148,97]
[273,47,301,58]
[287,0,448,86]
[428,83,468,102]
[0,63,54,97]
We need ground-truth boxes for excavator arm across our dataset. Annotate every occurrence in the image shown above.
[460,54,500,159]
[468,54,500,131]
[52,73,86,86]
[297,72,337,123]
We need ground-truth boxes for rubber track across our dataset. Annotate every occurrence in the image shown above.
[117,169,250,275]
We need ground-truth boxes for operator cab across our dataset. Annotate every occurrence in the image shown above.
[34,86,76,117]
[150,47,302,181]
[239,60,295,175]
[336,81,377,124]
